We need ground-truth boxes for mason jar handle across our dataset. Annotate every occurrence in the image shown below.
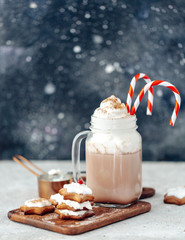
[72,130,90,182]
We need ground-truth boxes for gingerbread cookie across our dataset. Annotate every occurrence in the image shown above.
[50,192,93,211]
[49,193,64,206]
[54,181,95,220]
[57,199,93,211]
[59,182,94,203]
[20,198,55,215]
[164,186,185,205]
[55,209,94,220]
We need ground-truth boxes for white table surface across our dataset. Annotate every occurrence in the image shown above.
[0,160,185,240]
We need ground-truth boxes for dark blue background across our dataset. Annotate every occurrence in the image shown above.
[0,0,184,160]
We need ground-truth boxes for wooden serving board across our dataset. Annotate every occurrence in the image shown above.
[8,201,151,235]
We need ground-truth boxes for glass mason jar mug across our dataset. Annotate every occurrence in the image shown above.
[72,115,142,205]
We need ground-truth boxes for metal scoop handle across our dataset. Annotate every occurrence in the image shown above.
[12,155,46,177]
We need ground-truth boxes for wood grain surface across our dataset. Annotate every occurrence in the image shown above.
[8,201,151,235]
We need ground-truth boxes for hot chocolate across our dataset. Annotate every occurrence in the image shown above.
[85,95,142,204]
[86,150,142,204]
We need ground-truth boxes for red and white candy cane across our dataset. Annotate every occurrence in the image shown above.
[130,80,181,126]
[126,73,154,115]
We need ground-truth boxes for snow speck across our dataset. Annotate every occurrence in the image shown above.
[44,83,56,95]
[68,6,77,13]
[121,4,127,9]
[51,128,58,135]
[105,64,115,74]
[106,40,112,45]
[49,144,55,151]
[102,24,108,29]
[30,130,42,143]
[41,42,47,48]
[117,30,123,35]
[29,2,38,9]
[151,6,160,12]
[170,95,175,104]
[93,35,103,44]
[99,60,106,66]
[26,56,32,62]
[59,8,65,13]
[54,28,60,34]
[57,65,64,71]
[173,9,178,14]
[6,40,12,45]
[100,6,106,10]
[70,28,76,34]
[156,89,163,97]
[73,45,81,53]
[76,20,82,25]
[75,125,82,131]
[58,112,65,120]
[90,56,96,62]
[60,35,67,40]
[127,67,134,74]
[104,63,122,74]
[84,12,91,19]
[113,62,122,72]
[180,58,185,66]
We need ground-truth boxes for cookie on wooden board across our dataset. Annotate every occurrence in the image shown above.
[20,198,55,215]
[49,193,64,206]
[59,182,94,203]
[56,200,93,211]
[55,209,94,220]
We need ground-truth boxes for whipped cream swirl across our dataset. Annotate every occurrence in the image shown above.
[88,95,141,154]
[93,95,129,119]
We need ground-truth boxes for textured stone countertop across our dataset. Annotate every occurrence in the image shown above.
[1,160,185,240]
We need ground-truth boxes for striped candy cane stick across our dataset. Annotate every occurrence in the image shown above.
[126,73,154,115]
[130,80,181,126]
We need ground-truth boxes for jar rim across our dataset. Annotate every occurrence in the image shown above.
[90,115,137,131]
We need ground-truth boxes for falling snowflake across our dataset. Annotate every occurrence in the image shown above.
[29,2,38,9]
[44,83,56,95]
[93,35,103,44]
[73,45,81,53]
[105,64,115,74]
